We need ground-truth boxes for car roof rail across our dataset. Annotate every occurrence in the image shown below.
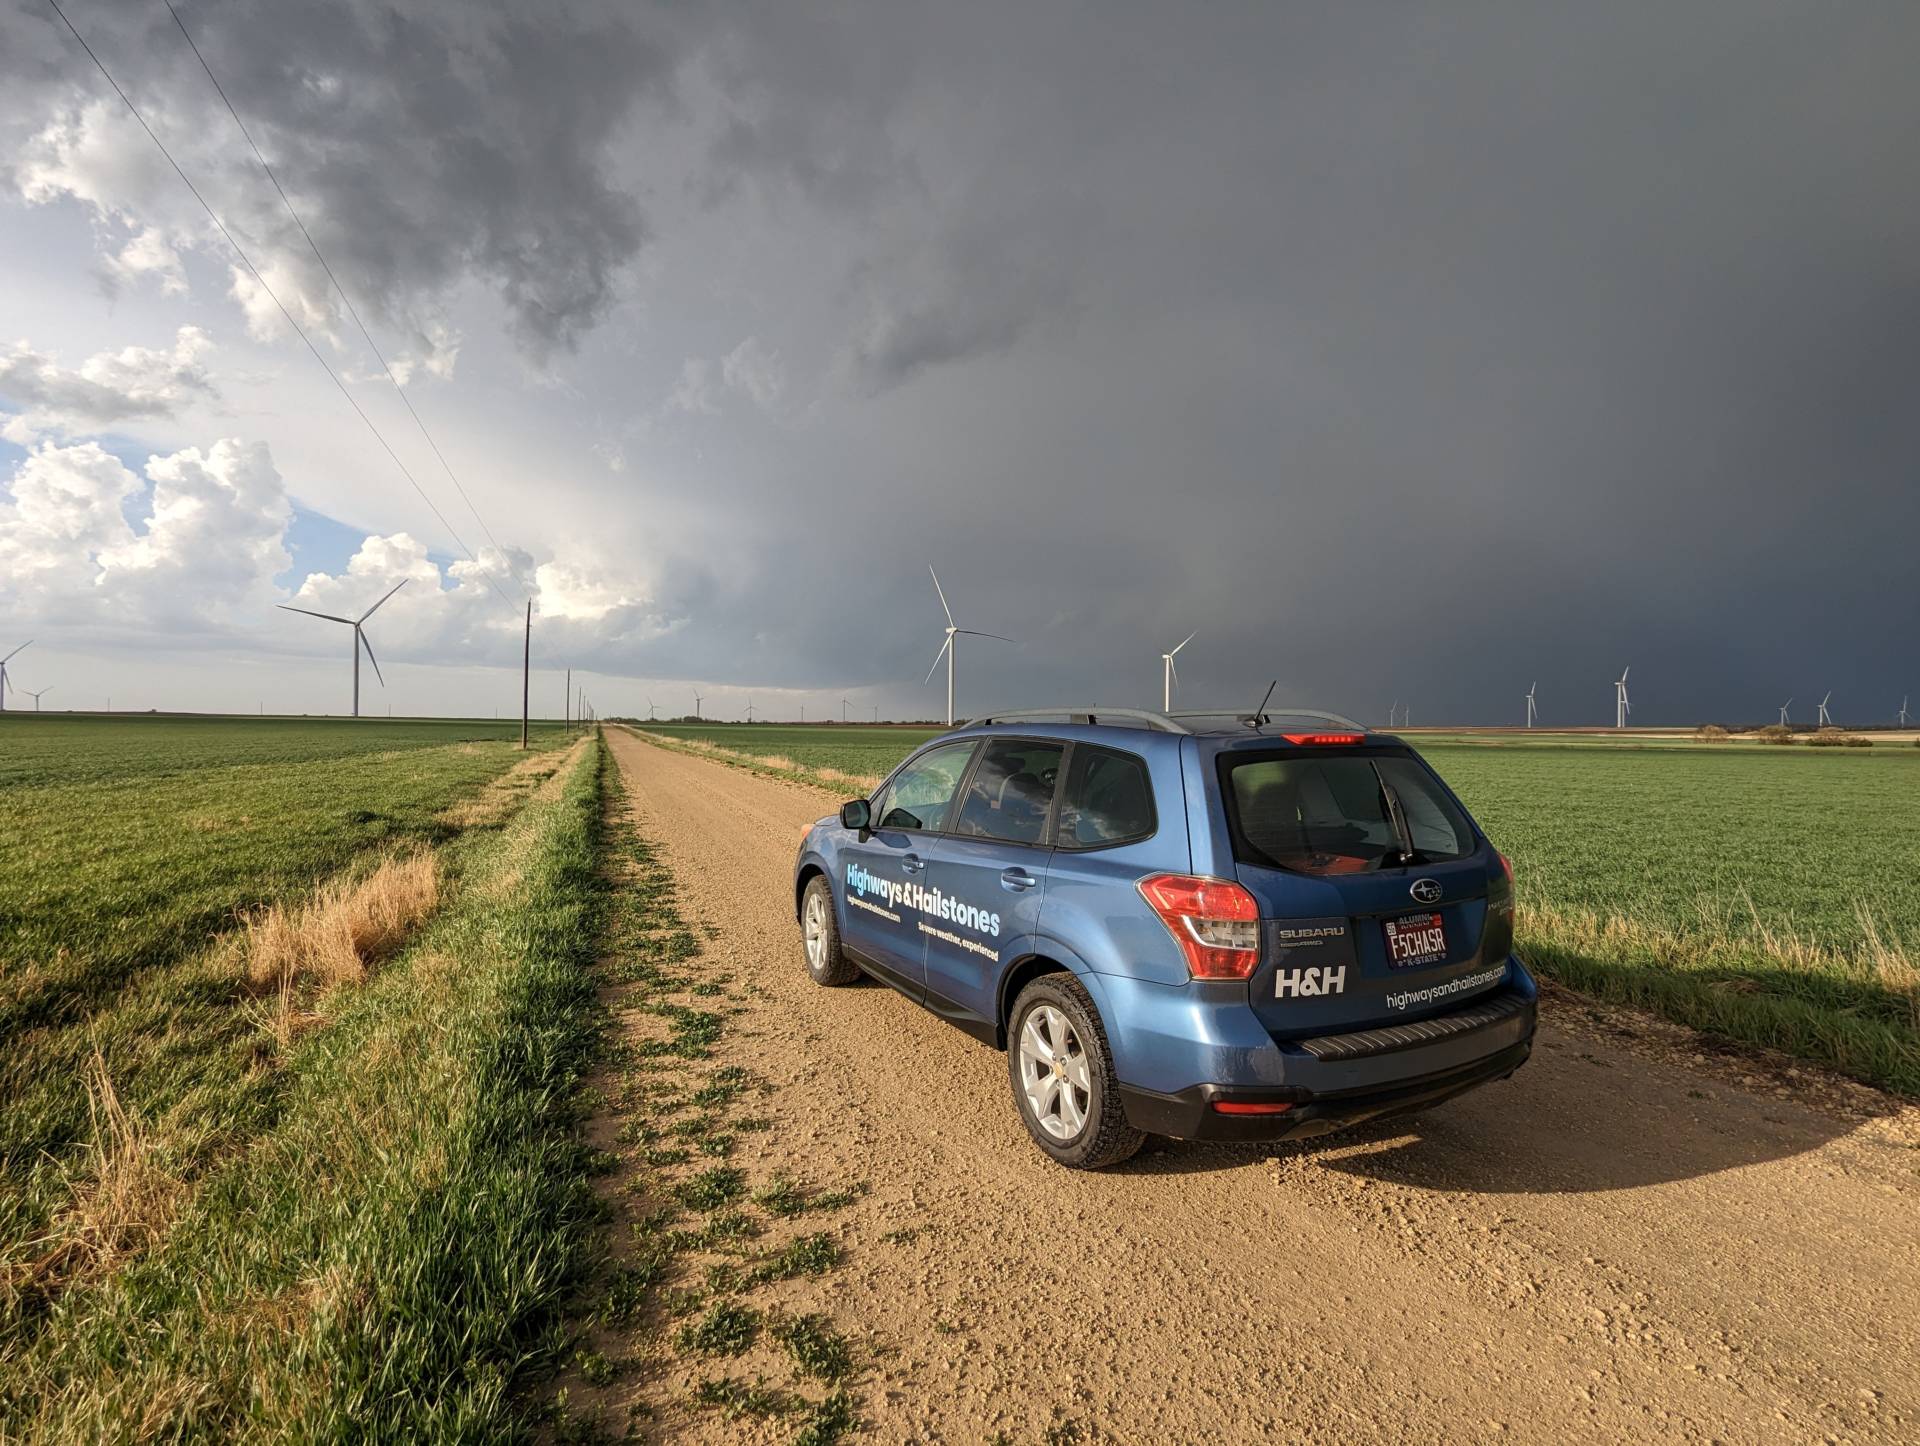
[960,707,1191,734]
[1167,707,1368,731]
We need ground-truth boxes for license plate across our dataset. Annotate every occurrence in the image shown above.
[1384,912,1447,969]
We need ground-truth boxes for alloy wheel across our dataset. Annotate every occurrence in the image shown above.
[1018,1004,1091,1140]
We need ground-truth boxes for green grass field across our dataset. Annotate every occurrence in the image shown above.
[0,715,596,1438]
[631,722,1920,1093]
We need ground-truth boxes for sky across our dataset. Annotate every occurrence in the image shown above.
[2,0,1917,727]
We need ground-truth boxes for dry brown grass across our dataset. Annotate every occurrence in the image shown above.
[241,851,439,1046]
[4,1049,184,1312]
[437,748,565,828]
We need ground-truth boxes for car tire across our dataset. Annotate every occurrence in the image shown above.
[800,876,859,986]
[1006,974,1146,1169]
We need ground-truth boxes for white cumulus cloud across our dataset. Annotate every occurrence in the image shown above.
[0,327,215,443]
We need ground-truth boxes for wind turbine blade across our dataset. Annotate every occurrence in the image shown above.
[923,635,953,685]
[1168,655,1179,685]
[955,629,1016,643]
[928,564,954,626]
[1170,631,1196,656]
[0,640,30,665]
[1620,666,1629,684]
[358,577,410,623]
[358,628,386,687]
[277,605,355,624]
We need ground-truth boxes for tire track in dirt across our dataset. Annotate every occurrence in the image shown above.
[605,727,1920,1443]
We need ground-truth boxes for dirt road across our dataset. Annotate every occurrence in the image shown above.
[603,728,1920,1442]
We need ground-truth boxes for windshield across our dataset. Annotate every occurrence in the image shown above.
[1222,752,1475,875]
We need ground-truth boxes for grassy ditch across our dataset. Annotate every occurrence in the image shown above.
[1,734,608,1440]
[1,723,573,1285]
[541,767,861,1443]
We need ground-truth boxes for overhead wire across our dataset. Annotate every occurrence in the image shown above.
[42,0,523,612]
[159,0,533,605]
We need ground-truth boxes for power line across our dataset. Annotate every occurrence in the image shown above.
[43,0,516,609]
[160,0,530,602]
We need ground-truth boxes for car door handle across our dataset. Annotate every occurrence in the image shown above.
[901,853,926,874]
[1000,867,1037,892]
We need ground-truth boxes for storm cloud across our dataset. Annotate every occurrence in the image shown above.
[3,1,1918,722]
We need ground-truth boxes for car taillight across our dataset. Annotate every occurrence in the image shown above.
[1211,1099,1293,1115]
[1490,852,1514,914]
[1136,873,1261,980]
[1281,732,1364,745]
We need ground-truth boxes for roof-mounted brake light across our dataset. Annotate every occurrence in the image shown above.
[1281,732,1365,745]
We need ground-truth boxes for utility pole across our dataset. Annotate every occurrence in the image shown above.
[565,668,571,733]
[520,599,531,750]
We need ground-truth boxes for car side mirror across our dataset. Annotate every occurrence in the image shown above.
[840,798,872,831]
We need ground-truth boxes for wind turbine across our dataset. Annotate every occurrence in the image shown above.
[0,640,30,711]
[924,564,1014,727]
[26,686,52,712]
[1160,632,1195,711]
[1525,682,1537,729]
[276,580,408,717]
[693,691,703,721]
[1779,698,1792,727]
[841,697,850,723]
[746,696,756,723]
[646,696,657,721]
[1817,691,1832,727]
[1388,699,1398,728]
[1901,696,1912,728]
[1614,667,1631,730]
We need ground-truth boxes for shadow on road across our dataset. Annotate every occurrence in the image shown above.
[1114,1031,1885,1194]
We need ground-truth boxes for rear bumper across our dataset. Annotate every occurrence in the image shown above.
[1107,964,1538,1142]
[1116,1035,1532,1142]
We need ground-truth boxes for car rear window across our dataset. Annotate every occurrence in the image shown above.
[1222,752,1473,875]
[1057,744,1155,849]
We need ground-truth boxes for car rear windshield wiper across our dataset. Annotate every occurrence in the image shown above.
[1377,772,1417,865]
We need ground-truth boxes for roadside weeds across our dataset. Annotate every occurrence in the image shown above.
[542,764,864,1444]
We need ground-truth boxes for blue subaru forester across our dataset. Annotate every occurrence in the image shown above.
[793,707,1537,1168]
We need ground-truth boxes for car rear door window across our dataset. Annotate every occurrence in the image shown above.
[871,741,976,832]
[1057,745,1155,849]
[951,738,1064,844]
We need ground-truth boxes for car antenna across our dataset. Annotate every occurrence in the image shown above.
[1247,679,1278,727]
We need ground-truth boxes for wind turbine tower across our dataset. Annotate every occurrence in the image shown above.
[1161,632,1195,711]
[841,697,850,723]
[693,691,703,721]
[924,564,1015,727]
[1614,667,1631,730]
[1901,696,1912,728]
[1779,698,1792,727]
[277,580,408,717]
[1817,692,1832,727]
[0,640,30,711]
[647,696,657,721]
[26,686,53,712]
[1525,682,1537,729]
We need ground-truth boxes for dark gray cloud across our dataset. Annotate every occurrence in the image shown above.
[595,0,1920,725]
[3,0,670,355]
[7,1,1920,723]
